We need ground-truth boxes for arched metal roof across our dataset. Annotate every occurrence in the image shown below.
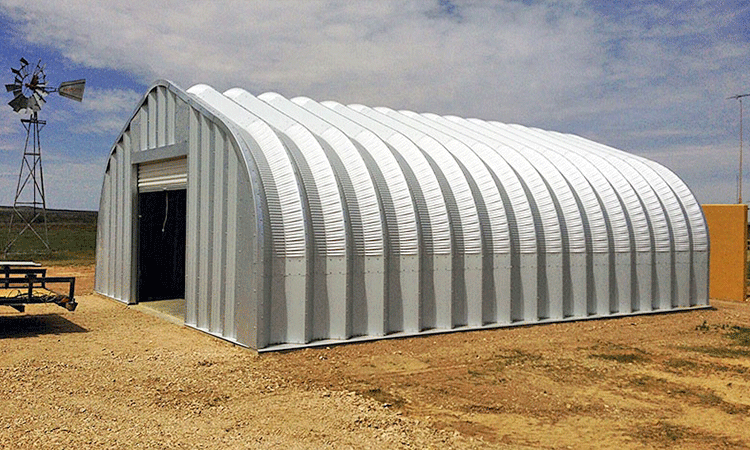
[95,81,710,351]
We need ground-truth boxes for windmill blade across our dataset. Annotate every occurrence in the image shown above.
[7,82,22,96]
[33,82,49,96]
[57,79,85,102]
[8,93,28,113]
[32,91,46,107]
[19,57,29,66]
[26,95,40,112]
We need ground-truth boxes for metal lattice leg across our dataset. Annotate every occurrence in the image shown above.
[4,112,50,256]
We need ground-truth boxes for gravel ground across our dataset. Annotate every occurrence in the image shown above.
[1,264,750,449]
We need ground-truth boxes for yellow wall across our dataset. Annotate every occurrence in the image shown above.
[703,204,748,302]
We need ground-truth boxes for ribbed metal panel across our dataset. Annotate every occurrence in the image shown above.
[186,85,306,258]
[398,111,510,255]
[568,136,693,254]
[648,162,709,252]
[625,157,691,252]
[464,118,566,253]
[443,116,552,254]
[225,89,346,258]
[505,124,630,253]
[547,130,652,253]
[481,122,609,254]
[258,92,384,258]
[417,114,536,254]
[558,132,672,253]
[293,97,419,257]
[367,106,482,255]
[522,145,587,252]
[328,102,452,256]
[95,80,711,352]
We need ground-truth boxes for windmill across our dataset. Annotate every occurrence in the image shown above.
[3,58,85,254]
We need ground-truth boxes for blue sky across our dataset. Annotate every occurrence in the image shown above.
[0,0,748,211]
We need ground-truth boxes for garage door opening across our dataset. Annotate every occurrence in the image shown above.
[138,190,187,310]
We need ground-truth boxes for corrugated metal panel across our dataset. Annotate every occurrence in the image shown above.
[558,132,672,252]
[293,97,419,257]
[546,130,652,253]
[520,144,587,252]
[186,85,306,258]
[334,102,455,330]
[568,136,693,254]
[505,124,631,253]
[147,91,156,149]
[367,106,482,255]
[480,122,610,254]
[648,162,709,252]
[137,157,187,192]
[178,90,252,343]
[464,118,566,253]
[258,92,384,257]
[398,111,510,255]
[417,114,536,254]
[259,93,389,337]
[225,89,347,258]
[328,102,452,256]
[196,113,212,330]
[184,107,200,328]
[443,116,553,254]
[625,157,691,252]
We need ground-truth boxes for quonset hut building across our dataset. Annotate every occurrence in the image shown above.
[95,80,710,351]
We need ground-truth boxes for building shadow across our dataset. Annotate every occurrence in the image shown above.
[0,314,88,339]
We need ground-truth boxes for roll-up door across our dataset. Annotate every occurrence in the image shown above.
[138,157,187,192]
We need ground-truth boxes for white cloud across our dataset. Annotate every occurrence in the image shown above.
[0,107,23,152]
[69,87,142,135]
[42,157,104,210]
[1,1,742,121]
[78,88,141,115]
[0,0,748,207]
[0,1,609,116]
[0,155,103,210]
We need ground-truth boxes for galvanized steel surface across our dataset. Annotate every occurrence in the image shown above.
[95,80,710,351]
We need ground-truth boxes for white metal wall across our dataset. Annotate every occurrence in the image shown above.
[95,82,262,346]
[96,81,710,351]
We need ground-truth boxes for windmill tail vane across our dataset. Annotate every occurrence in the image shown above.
[57,79,86,102]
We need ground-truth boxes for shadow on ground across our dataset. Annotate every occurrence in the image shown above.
[0,313,87,338]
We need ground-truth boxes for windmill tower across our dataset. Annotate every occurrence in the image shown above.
[3,58,85,255]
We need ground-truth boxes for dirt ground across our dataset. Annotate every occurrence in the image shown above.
[1,264,750,449]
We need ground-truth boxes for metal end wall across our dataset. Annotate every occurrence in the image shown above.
[95,81,710,351]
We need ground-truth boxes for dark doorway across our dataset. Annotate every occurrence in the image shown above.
[138,190,187,302]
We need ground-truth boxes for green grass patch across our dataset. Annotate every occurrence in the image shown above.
[726,326,750,347]
[0,207,97,265]
[358,388,406,408]
[681,346,750,359]
[491,349,542,368]
[588,343,650,364]
[590,352,650,364]
[663,358,700,371]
